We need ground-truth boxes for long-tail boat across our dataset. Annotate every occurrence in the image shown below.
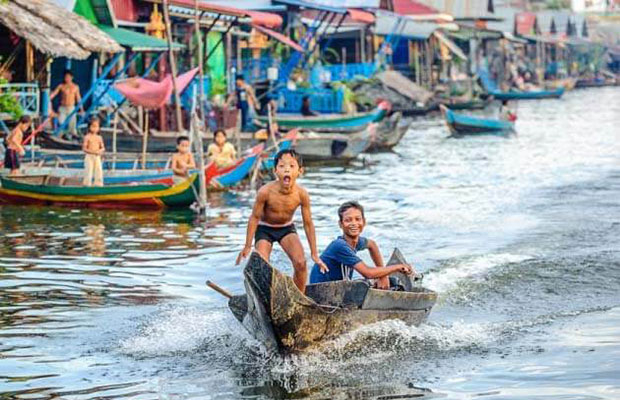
[366,112,409,152]
[222,249,437,354]
[440,105,515,137]
[478,67,565,100]
[292,124,373,163]
[0,174,198,209]
[255,101,390,130]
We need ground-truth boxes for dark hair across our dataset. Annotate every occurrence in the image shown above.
[338,201,365,222]
[302,95,310,102]
[502,100,508,106]
[89,116,100,125]
[235,74,245,81]
[176,135,190,145]
[213,129,226,139]
[19,115,31,124]
[274,149,302,168]
[64,70,73,76]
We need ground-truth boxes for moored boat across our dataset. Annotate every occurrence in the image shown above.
[225,249,437,353]
[292,124,373,163]
[366,112,409,152]
[490,87,564,100]
[440,105,515,137]
[0,174,198,209]
[255,101,390,130]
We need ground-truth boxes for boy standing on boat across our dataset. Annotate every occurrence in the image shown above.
[236,149,327,293]
[50,70,83,139]
[309,201,414,289]
[82,117,104,187]
[227,75,258,132]
[4,115,30,176]
[171,136,196,177]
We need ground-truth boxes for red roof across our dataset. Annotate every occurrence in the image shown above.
[515,12,537,35]
[392,0,439,15]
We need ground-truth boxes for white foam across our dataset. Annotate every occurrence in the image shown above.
[424,253,531,293]
[118,307,244,356]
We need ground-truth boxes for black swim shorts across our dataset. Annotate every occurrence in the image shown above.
[255,224,297,244]
[4,148,19,170]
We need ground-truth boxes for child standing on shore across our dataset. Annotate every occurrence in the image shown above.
[82,117,104,186]
[4,115,30,176]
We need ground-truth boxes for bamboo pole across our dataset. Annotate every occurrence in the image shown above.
[141,110,149,169]
[194,0,207,212]
[112,111,118,171]
[162,0,184,132]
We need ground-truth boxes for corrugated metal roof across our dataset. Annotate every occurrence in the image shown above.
[374,9,438,39]
[99,25,184,51]
[413,0,501,21]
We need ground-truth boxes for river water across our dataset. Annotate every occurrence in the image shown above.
[1,88,619,400]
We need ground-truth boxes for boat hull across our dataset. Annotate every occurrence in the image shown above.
[366,112,409,152]
[229,250,437,353]
[293,125,373,162]
[441,105,515,137]
[0,174,198,209]
[255,102,389,130]
[490,88,564,100]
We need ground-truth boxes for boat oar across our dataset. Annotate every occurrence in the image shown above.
[205,280,233,299]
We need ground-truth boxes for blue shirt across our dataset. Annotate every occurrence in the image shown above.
[309,236,369,284]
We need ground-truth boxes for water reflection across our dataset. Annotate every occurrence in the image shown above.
[0,88,619,399]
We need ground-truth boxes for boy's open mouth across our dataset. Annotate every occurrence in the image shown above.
[283,176,291,184]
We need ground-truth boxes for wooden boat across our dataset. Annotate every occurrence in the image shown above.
[489,87,564,100]
[366,112,409,152]
[9,166,175,185]
[226,249,437,354]
[439,98,491,110]
[292,124,373,163]
[0,174,198,209]
[205,144,263,187]
[478,67,564,100]
[440,105,515,137]
[255,101,390,130]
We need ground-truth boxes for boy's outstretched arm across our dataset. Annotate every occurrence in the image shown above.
[300,189,329,273]
[236,188,267,265]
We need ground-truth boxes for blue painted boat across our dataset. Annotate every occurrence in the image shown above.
[490,87,564,100]
[206,144,264,187]
[478,67,564,100]
[440,105,515,137]
[255,101,390,130]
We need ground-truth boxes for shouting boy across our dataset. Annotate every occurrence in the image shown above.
[236,149,327,293]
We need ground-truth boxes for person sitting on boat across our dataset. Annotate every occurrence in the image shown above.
[236,149,328,294]
[207,129,236,168]
[300,96,318,117]
[499,100,517,122]
[309,201,415,290]
[171,136,196,178]
[82,117,104,187]
[4,115,30,176]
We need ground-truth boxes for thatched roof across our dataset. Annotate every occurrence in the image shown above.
[0,0,122,60]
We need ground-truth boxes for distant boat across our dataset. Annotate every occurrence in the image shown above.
[292,124,374,163]
[440,105,515,137]
[0,174,198,209]
[478,67,565,100]
[366,112,410,152]
[255,101,390,130]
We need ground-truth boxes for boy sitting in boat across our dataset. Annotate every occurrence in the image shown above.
[207,130,236,168]
[236,149,327,293]
[82,117,104,187]
[309,201,414,290]
[4,115,30,176]
[171,136,196,178]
